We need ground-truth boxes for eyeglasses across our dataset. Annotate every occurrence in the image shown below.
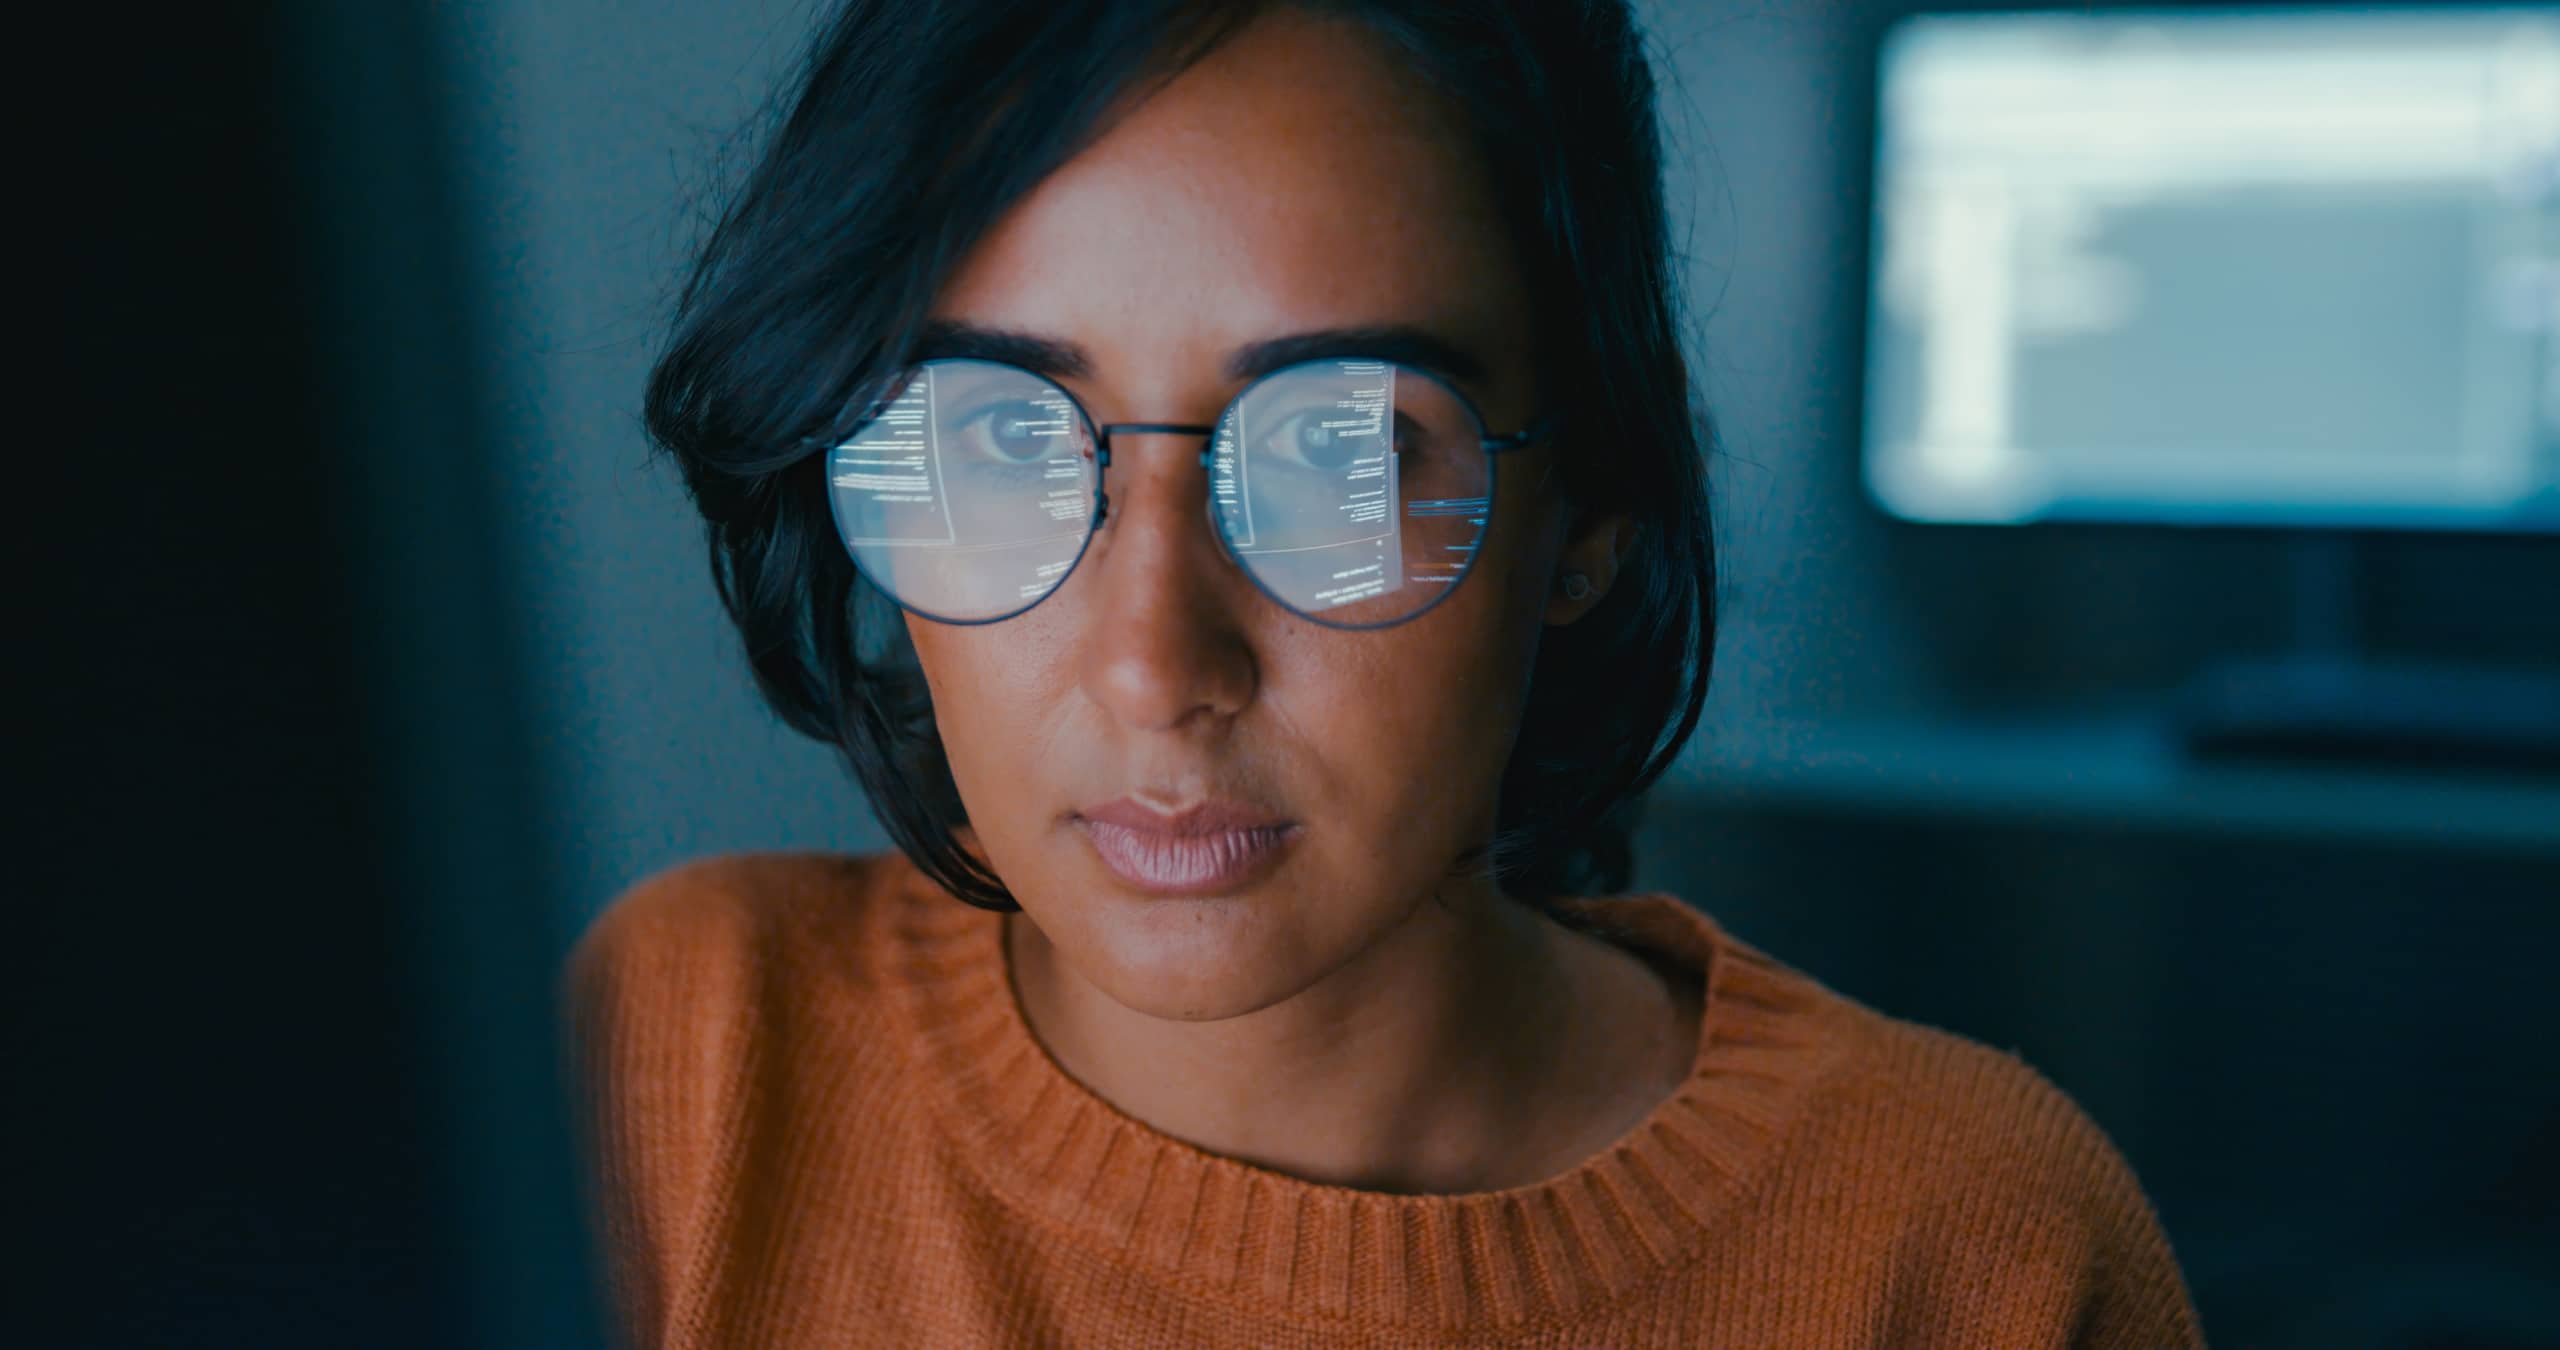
[820,356,1559,629]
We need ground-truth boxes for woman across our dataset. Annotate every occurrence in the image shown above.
[563,1,2204,1345]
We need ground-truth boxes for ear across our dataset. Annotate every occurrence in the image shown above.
[1544,509,1634,625]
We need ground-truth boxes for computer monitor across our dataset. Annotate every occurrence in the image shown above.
[1859,5,2560,534]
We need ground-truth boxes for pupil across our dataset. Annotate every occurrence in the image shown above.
[1295,416,1353,469]
[988,401,1050,461]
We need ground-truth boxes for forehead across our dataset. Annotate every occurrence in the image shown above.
[930,9,1528,393]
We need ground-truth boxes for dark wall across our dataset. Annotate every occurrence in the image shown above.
[25,5,602,1346]
[26,5,461,1345]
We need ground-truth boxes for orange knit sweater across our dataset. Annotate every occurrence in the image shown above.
[559,850,2203,1347]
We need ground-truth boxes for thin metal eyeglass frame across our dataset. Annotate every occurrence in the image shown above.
[822,355,1563,630]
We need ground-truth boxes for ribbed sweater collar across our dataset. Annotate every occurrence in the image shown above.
[879,863,1842,1331]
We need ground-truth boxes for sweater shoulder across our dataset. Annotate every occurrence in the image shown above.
[563,849,909,1013]
[1834,1003,2131,1180]
[555,850,921,1348]
[556,848,920,1118]
[1794,994,2204,1345]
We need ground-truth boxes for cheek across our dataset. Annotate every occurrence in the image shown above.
[1264,526,1551,844]
[907,617,1075,829]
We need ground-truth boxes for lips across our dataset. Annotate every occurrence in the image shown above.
[1072,798,1297,895]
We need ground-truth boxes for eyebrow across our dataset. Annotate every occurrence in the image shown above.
[909,318,1495,391]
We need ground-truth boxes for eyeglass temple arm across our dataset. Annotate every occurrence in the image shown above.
[1482,411,1563,454]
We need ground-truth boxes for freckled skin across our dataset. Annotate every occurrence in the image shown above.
[905,8,1685,1192]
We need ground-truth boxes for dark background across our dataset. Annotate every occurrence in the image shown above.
[30,2,584,1346]
[25,1,2556,1346]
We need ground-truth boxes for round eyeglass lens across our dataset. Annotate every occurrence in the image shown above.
[1209,358,1493,628]
[826,359,1099,623]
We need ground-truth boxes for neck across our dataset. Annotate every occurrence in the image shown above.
[1001,875,1700,1195]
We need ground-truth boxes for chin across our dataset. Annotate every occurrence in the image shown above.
[1052,884,1318,1023]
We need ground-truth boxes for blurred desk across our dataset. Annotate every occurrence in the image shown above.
[1664,713,2560,856]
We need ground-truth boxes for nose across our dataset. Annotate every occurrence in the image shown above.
[1075,431,1259,734]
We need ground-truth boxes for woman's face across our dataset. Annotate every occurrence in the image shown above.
[909,9,1618,1021]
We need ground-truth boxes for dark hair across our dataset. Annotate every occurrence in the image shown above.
[643,0,1716,917]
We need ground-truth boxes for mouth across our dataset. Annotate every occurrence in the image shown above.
[1070,798,1299,896]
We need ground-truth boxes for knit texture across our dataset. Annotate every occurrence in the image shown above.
[560,850,2203,1348]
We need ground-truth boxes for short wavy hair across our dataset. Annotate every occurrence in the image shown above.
[643,0,1717,916]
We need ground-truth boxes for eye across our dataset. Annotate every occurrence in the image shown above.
[1255,405,1398,472]
[956,398,1072,463]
